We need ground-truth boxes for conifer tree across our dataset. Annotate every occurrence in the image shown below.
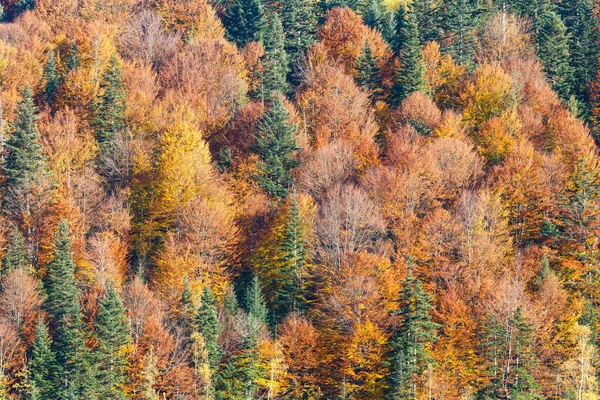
[413,0,443,44]
[44,221,93,399]
[93,54,126,155]
[387,264,439,400]
[252,94,300,199]
[223,0,264,47]
[355,43,382,101]
[29,317,56,400]
[282,0,318,69]
[2,228,28,273]
[392,6,427,106]
[537,10,573,101]
[442,0,477,67]
[260,14,289,100]
[93,284,131,399]
[66,43,80,72]
[195,286,222,372]
[43,50,59,105]
[363,0,383,30]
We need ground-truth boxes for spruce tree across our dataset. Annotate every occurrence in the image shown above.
[442,0,477,67]
[387,264,439,400]
[355,43,382,101]
[66,43,80,72]
[195,286,222,372]
[44,221,93,399]
[363,0,383,30]
[93,54,126,155]
[537,10,573,101]
[223,0,264,48]
[43,50,59,105]
[413,0,443,44]
[260,14,289,100]
[252,94,300,199]
[392,6,427,106]
[2,228,28,273]
[29,317,56,400]
[93,284,131,399]
[2,85,45,195]
[282,0,318,70]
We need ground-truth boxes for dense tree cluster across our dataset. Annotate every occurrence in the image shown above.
[0,0,599,398]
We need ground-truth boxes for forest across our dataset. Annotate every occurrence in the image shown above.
[0,0,599,398]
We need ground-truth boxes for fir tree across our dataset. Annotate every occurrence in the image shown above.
[355,43,382,101]
[363,0,383,30]
[195,286,222,372]
[413,0,443,44]
[93,284,131,399]
[537,10,573,101]
[260,14,289,100]
[44,221,93,399]
[252,94,300,199]
[387,264,439,400]
[222,0,264,47]
[442,0,477,67]
[43,50,59,105]
[392,6,427,106]
[282,0,318,70]
[29,317,56,400]
[2,228,28,273]
[66,43,80,72]
[93,54,126,155]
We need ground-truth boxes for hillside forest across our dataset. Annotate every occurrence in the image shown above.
[1,0,600,398]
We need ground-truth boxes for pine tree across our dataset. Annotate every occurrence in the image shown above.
[355,43,382,101]
[392,6,427,106]
[43,50,59,105]
[44,221,93,399]
[66,43,80,72]
[413,0,443,44]
[387,264,439,400]
[93,54,126,155]
[29,317,56,400]
[442,0,477,67]
[260,14,289,100]
[537,10,573,101]
[2,228,28,273]
[195,286,223,372]
[282,0,318,70]
[363,0,383,30]
[93,284,131,399]
[252,94,300,199]
[2,85,46,195]
[223,0,264,47]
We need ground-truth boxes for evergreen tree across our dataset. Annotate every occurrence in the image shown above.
[413,0,443,44]
[282,0,318,70]
[252,94,300,199]
[260,14,289,100]
[195,286,223,372]
[2,85,45,195]
[44,221,93,399]
[355,43,382,101]
[363,0,383,30]
[66,43,80,72]
[43,50,59,105]
[93,54,126,155]
[387,264,439,400]
[442,0,477,67]
[29,317,56,400]
[2,228,28,273]
[537,10,573,101]
[93,284,131,399]
[222,0,264,47]
[392,6,427,106]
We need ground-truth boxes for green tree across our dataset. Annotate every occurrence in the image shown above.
[29,317,56,400]
[413,0,443,44]
[66,43,80,72]
[44,221,93,399]
[2,228,28,274]
[223,0,264,47]
[537,10,573,101]
[43,50,59,105]
[93,284,131,399]
[260,14,289,100]
[93,54,126,155]
[363,0,384,30]
[392,6,427,106]
[282,0,318,70]
[442,0,477,67]
[387,264,439,400]
[195,286,223,372]
[355,43,382,101]
[252,94,300,199]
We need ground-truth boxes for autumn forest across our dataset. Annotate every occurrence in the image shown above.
[0,0,599,398]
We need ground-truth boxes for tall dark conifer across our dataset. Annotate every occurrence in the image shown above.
[29,317,56,400]
[223,0,264,47]
[260,14,289,99]
[282,0,318,71]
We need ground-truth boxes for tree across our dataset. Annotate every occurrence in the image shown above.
[2,228,27,274]
[93,54,126,156]
[355,43,382,101]
[252,95,300,199]
[93,284,131,399]
[44,221,93,399]
[537,10,573,101]
[442,0,477,67]
[413,0,443,44]
[363,0,383,30]
[392,6,427,106]
[66,43,80,72]
[222,0,264,47]
[387,264,439,400]
[29,317,56,400]
[282,0,318,70]
[259,14,289,100]
[43,50,59,106]
[195,286,222,372]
